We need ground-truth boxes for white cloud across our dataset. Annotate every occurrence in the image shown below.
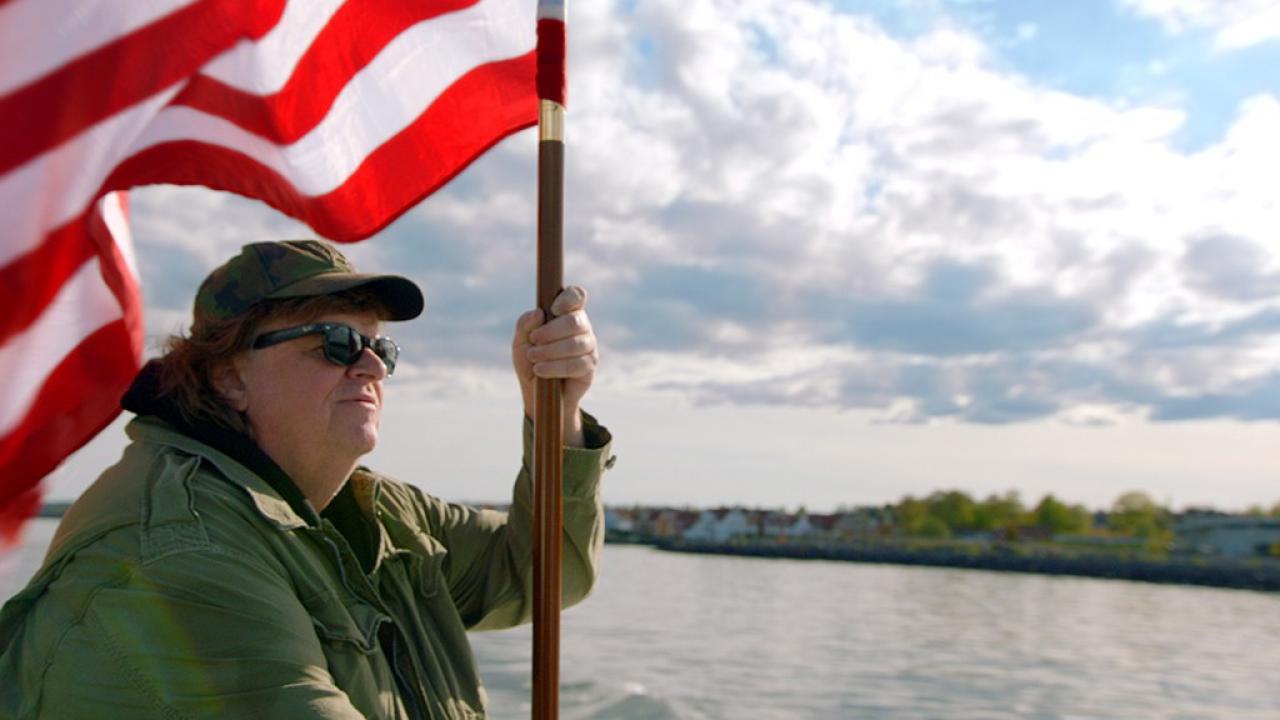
[560,0,1280,421]
[1122,0,1280,49]
[42,0,1280,513]
[122,0,1280,426]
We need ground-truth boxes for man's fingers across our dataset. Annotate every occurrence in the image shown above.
[526,333,596,362]
[550,285,587,318]
[512,309,544,349]
[529,310,591,345]
[532,354,598,379]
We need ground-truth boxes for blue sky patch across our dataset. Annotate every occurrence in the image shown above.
[829,0,1280,151]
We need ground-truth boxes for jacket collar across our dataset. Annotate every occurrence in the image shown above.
[121,360,321,530]
[126,417,314,531]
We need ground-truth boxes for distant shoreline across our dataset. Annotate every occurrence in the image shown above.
[34,506,1279,592]
[644,538,1280,592]
[36,502,72,519]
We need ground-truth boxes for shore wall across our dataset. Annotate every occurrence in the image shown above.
[652,539,1280,592]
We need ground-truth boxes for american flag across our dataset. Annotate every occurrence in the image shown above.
[0,0,565,541]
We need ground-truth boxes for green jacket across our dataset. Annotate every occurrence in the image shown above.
[0,414,612,719]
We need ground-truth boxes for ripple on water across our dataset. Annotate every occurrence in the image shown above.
[480,547,1280,719]
[8,532,1280,719]
[574,683,689,720]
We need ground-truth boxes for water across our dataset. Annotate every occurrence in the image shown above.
[5,521,1279,719]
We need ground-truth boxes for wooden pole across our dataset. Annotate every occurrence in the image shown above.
[533,2,566,717]
[532,97,565,720]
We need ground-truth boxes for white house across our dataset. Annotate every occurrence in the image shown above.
[604,508,635,534]
[783,513,838,539]
[756,510,793,538]
[683,508,752,542]
[784,513,817,538]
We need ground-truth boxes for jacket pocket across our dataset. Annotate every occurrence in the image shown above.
[378,513,450,602]
[303,592,388,654]
[302,593,402,719]
[386,531,448,601]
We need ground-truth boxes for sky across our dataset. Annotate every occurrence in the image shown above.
[48,0,1280,514]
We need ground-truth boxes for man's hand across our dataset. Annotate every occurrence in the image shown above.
[511,286,597,447]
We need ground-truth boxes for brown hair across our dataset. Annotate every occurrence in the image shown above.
[155,288,390,436]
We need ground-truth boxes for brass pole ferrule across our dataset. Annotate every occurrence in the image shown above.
[539,100,565,142]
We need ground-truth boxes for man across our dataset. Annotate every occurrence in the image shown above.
[0,240,613,719]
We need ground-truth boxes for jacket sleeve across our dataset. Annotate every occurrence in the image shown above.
[36,548,366,719]
[410,411,612,631]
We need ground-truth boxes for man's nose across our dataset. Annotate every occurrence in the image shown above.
[348,347,388,380]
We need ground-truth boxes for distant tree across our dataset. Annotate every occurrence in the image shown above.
[974,491,1025,533]
[1032,494,1090,535]
[917,515,951,539]
[1109,491,1169,538]
[1244,504,1267,517]
[895,496,929,536]
[926,490,977,533]
[1271,502,1280,519]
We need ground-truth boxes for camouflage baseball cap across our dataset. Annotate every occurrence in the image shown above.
[194,240,424,323]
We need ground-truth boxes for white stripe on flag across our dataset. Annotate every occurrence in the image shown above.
[199,0,346,94]
[0,0,544,508]
[0,257,125,437]
[0,0,197,96]
[100,193,138,282]
[0,88,180,268]
[1,0,535,255]
[130,0,532,195]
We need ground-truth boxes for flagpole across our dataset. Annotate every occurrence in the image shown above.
[533,2,567,719]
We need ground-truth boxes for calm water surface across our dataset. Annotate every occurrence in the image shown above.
[5,520,1279,719]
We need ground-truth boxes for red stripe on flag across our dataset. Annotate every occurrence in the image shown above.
[106,52,538,241]
[0,319,138,538]
[536,18,566,106]
[0,199,141,540]
[0,214,98,346]
[0,0,285,176]
[173,0,479,143]
[0,0,540,539]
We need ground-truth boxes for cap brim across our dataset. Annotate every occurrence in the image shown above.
[268,272,425,321]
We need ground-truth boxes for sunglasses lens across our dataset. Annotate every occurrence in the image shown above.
[323,326,361,366]
[373,337,398,375]
[318,325,398,374]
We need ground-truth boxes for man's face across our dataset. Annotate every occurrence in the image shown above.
[231,310,388,468]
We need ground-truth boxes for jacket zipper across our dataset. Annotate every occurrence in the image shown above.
[321,532,429,720]
[384,623,427,720]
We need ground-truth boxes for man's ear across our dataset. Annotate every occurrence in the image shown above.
[211,359,249,412]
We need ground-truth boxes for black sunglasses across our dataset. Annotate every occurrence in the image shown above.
[252,323,400,375]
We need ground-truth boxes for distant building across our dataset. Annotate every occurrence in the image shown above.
[684,507,752,542]
[1176,514,1280,557]
[783,513,817,538]
[755,510,793,538]
[783,512,837,539]
[652,509,700,539]
[605,508,635,534]
[832,507,891,540]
